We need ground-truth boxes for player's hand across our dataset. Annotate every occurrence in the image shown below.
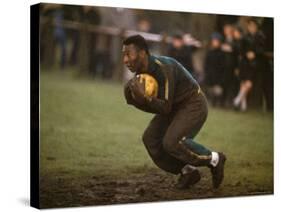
[124,81,134,105]
[129,77,146,105]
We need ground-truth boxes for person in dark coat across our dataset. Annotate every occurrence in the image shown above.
[261,18,273,111]
[168,34,196,77]
[204,32,225,107]
[233,19,266,111]
[221,24,237,107]
[53,9,67,69]
[232,26,244,69]
[77,6,101,77]
[232,25,244,105]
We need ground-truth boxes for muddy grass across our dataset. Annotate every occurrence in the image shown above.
[39,72,273,208]
[40,167,273,209]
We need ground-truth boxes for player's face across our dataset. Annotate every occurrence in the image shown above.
[122,44,144,73]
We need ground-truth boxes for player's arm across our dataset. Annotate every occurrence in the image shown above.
[144,65,175,115]
[124,80,135,105]
[130,65,175,115]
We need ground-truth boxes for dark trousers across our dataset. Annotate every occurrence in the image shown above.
[142,92,211,175]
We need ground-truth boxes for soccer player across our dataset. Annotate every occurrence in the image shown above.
[122,35,226,189]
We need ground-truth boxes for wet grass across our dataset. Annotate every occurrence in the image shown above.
[39,70,273,208]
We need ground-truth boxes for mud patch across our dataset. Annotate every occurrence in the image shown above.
[40,168,273,208]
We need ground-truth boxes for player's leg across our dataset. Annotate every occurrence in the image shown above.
[143,114,201,189]
[162,92,226,188]
[163,93,211,166]
[142,114,186,175]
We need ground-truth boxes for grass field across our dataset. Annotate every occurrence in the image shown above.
[39,70,273,208]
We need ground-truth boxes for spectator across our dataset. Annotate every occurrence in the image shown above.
[137,19,151,32]
[261,18,273,111]
[231,25,244,105]
[233,19,266,111]
[204,32,225,107]
[168,34,196,76]
[63,5,84,66]
[221,24,237,107]
[53,9,67,69]
[77,6,101,77]
[232,25,244,65]
[40,4,57,68]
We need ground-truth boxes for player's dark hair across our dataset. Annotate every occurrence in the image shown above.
[123,35,150,55]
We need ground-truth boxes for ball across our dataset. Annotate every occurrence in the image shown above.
[137,73,158,98]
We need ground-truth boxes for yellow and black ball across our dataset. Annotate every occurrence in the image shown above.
[136,73,158,98]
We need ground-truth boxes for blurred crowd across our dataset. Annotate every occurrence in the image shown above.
[203,19,273,112]
[39,4,273,112]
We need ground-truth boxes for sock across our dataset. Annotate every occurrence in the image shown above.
[210,152,219,167]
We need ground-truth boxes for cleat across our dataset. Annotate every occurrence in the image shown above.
[210,152,226,188]
[176,168,201,189]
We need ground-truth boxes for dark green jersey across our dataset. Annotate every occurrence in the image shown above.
[147,55,199,102]
[124,55,201,115]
